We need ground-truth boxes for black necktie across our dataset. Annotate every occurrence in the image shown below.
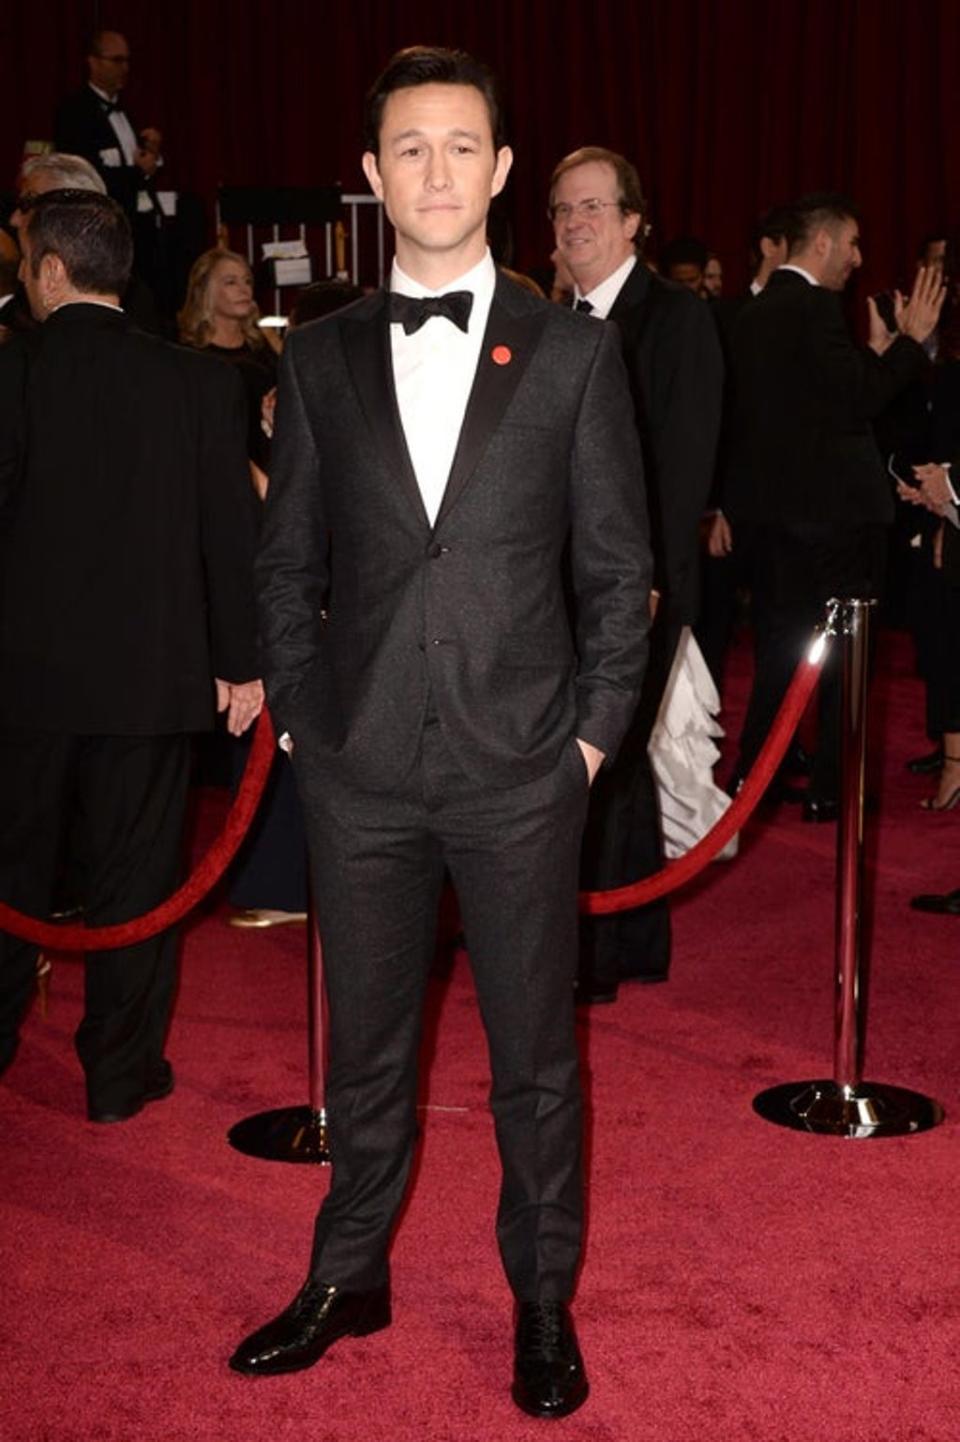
[389,290,473,336]
[574,298,594,314]
[101,99,121,114]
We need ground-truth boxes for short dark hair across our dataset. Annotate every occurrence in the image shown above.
[548,147,648,252]
[916,230,955,265]
[25,191,133,296]
[363,46,504,155]
[787,193,859,257]
[660,235,709,272]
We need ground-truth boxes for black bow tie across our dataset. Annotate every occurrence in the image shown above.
[389,290,473,336]
[100,99,121,114]
[574,298,594,314]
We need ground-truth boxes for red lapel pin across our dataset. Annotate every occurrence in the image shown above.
[491,345,512,366]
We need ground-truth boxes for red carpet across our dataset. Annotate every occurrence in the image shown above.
[2,631,958,1442]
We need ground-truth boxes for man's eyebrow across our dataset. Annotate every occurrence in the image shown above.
[389,127,483,144]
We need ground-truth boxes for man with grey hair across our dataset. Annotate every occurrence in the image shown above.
[549,144,723,1004]
[12,152,163,333]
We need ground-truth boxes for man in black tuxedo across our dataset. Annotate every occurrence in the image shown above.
[696,205,792,697]
[55,29,169,315]
[548,147,723,1001]
[231,49,651,1419]
[55,29,161,220]
[0,192,262,1120]
[727,193,944,818]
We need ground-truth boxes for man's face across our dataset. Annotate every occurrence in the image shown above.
[702,256,722,297]
[821,218,862,291]
[362,83,512,276]
[88,31,131,95]
[668,261,704,294]
[551,160,639,292]
[922,238,947,276]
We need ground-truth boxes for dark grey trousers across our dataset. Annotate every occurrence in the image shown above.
[293,711,590,1301]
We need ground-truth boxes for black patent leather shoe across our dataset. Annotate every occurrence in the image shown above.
[910,887,960,915]
[512,1301,588,1419]
[88,1059,175,1124]
[229,1279,391,1376]
[906,747,944,775]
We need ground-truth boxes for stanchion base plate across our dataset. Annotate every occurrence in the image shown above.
[227,1105,330,1163]
[753,1079,944,1137]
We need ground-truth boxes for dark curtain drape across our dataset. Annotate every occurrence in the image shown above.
[2,0,959,296]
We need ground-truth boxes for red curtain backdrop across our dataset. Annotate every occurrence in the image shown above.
[2,0,959,296]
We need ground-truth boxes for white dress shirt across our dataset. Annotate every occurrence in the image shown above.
[390,249,495,527]
[90,83,138,164]
[777,263,819,287]
[574,254,637,320]
[89,84,157,214]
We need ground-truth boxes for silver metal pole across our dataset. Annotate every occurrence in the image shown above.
[227,888,330,1163]
[833,599,870,1091]
[754,597,944,1138]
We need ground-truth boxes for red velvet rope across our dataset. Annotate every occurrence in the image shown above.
[579,648,824,914]
[0,641,825,950]
[0,709,276,951]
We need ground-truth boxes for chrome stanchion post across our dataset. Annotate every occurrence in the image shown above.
[227,894,331,1163]
[754,598,945,1138]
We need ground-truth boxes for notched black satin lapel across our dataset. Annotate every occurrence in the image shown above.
[341,295,430,529]
[434,293,546,530]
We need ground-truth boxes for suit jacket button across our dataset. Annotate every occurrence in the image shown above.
[428,542,443,559]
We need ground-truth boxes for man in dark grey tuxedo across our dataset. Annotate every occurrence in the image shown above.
[231,47,652,1419]
[549,146,723,1002]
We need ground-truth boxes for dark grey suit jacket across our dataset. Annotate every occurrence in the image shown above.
[256,271,653,791]
[608,263,723,625]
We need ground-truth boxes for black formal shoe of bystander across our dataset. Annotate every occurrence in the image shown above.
[910,888,960,915]
[512,1301,588,1419]
[87,1059,175,1124]
[906,748,944,775]
[229,1280,391,1376]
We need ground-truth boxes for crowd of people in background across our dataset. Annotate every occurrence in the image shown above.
[3,33,959,1420]
[2,24,959,1104]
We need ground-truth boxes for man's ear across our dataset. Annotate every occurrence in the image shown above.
[361,151,384,201]
[490,145,513,199]
[623,211,641,244]
[812,227,832,260]
[40,252,67,294]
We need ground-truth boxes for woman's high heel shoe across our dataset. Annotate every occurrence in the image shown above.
[920,787,960,811]
[920,756,960,811]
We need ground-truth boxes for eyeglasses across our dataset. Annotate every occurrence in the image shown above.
[547,198,625,224]
[99,53,131,64]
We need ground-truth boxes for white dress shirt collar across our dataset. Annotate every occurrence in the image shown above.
[575,254,637,320]
[49,299,124,315]
[89,83,121,106]
[778,263,819,287]
[391,248,496,313]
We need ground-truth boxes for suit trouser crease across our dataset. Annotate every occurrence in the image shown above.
[294,710,589,1301]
